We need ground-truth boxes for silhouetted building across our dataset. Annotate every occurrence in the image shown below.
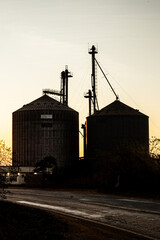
[12,95,79,168]
[86,100,149,160]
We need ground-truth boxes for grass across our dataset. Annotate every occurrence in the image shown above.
[0,199,139,240]
[0,200,67,240]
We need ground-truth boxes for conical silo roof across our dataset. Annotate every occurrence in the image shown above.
[14,95,77,112]
[91,100,148,117]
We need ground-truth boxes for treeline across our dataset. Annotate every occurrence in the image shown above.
[26,151,160,197]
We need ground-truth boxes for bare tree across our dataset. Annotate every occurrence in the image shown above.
[150,136,160,159]
[0,140,12,166]
[0,140,12,199]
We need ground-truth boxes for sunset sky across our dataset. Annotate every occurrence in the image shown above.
[0,0,160,155]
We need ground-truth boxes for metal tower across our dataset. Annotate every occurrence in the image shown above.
[43,66,73,106]
[60,66,73,106]
[89,45,98,114]
[84,90,92,116]
[85,45,119,116]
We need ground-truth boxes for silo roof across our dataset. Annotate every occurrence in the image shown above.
[91,100,148,117]
[14,95,77,112]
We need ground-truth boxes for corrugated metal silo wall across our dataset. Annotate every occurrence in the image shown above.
[12,109,79,168]
[86,115,149,160]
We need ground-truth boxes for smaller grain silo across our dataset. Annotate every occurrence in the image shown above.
[86,100,149,160]
[12,94,79,168]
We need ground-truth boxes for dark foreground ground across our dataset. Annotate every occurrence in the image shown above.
[0,200,138,240]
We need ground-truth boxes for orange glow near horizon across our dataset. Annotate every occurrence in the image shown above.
[0,0,160,155]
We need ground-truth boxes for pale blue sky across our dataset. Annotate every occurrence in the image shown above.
[0,0,160,153]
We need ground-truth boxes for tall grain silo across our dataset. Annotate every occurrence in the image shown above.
[85,45,149,161]
[86,100,149,160]
[12,94,79,168]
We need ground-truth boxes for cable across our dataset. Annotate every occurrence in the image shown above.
[94,57,119,100]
